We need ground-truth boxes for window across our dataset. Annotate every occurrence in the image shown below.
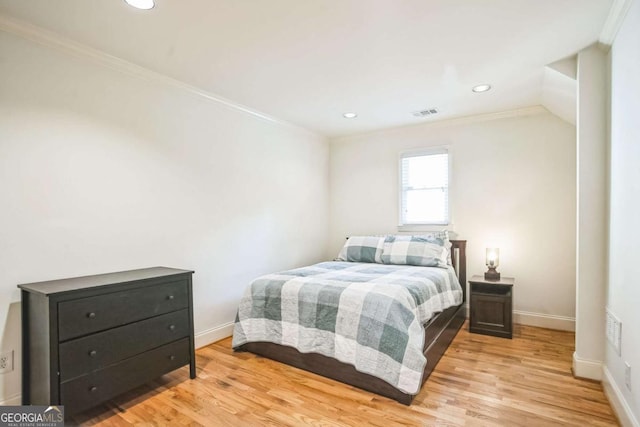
[399,148,449,226]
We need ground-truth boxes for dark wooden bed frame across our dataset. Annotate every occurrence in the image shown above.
[236,240,467,405]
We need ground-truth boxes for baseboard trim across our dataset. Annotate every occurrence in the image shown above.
[513,310,575,331]
[463,305,575,331]
[573,352,603,380]
[0,327,234,406]
[195,322,234,349]
[0,392,22,405]
[603,366,640,427]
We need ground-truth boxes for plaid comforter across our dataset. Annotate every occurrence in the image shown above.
[232,261,462,394]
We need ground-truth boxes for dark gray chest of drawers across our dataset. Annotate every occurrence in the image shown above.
[19,267,195,415]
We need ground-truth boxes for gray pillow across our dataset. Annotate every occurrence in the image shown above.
[381,235,448,268]
[335,236,384,263]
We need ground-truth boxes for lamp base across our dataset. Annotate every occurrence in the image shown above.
[484,268,501,281]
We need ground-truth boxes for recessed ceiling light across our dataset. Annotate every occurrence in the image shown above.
[472,84,492,93]
[343,112,358,119]
[124,0,155,10]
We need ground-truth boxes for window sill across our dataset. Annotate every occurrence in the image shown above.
[397,223,453,233]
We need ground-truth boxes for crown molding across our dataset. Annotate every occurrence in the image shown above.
[599,0,634,50]
[332,105,549,142]
[0,13,321,138]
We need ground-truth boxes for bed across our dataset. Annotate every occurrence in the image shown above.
[232,236,466,405]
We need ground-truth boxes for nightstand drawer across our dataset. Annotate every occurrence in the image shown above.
[470,293,512,338]
[468,275,514,339]
[471,283,512,296]
[59,309,190,381]
[58,280,188,341]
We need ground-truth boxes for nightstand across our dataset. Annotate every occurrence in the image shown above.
[469,275,514,339]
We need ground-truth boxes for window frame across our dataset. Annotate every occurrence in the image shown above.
[397,146,452,230]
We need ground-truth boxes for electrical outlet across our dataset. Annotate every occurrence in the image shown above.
[0,350,13,374]
[625,362,631,390]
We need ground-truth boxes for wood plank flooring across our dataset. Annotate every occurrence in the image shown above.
[71,322,619,426]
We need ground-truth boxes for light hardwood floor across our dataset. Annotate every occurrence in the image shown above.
[72,322,619,426]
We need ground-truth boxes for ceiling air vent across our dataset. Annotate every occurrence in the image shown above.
[412,108,439,118]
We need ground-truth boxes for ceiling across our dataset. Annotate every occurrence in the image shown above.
[0,0,613,137]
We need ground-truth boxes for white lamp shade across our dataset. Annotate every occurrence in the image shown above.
[486,248,500,268]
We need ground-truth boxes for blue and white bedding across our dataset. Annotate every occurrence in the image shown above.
[232,261,463,395]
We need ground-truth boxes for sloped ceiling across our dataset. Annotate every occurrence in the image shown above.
[542,57,577,125]
[0,0,613,136]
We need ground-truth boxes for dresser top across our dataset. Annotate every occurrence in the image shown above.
[18,267,194,296]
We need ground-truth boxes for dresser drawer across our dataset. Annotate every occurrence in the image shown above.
[60,338,190,415]
[59,309,190,381]
[58,280,188,341]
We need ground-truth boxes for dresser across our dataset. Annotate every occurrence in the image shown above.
[19,267,195,415]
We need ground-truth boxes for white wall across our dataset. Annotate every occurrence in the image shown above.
[0,31,329,402]
[605,0,640,424]
[329,109,577,329]
[573,44,608,381]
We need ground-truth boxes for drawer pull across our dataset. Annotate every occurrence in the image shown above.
[89,386,98,392]
[87,312,96,319]
[89,350,97,357]
[168,324,176,331]
[167,295,175,301]
[169,355,176,361]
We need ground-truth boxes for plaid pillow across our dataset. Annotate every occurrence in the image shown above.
[335,236,384,263]
[381,235,448,268]
[415,231,452,265]
[414,231,449,247]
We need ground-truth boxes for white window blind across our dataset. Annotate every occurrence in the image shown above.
[400,148,449,225]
